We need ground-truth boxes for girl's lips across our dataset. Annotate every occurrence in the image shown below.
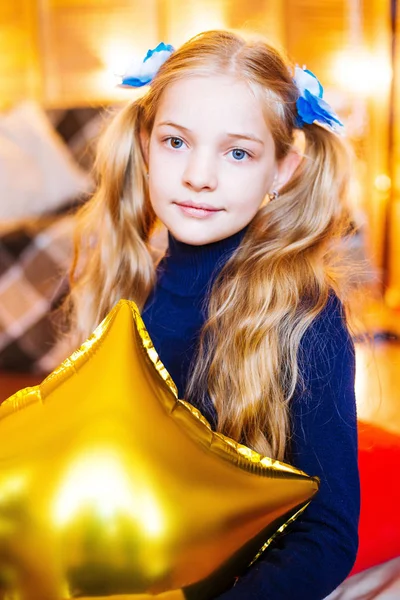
[175,202,223,219]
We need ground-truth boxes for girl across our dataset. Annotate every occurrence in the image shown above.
[67,30,360,600]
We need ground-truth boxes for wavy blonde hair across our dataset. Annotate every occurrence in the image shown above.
[65,30,353,460]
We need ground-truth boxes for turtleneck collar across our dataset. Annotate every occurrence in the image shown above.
[157,225,249,297]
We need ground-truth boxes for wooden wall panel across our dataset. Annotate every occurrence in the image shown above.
[284,0,347,84]
[159,0,227,45]
[225,0,286,46]
[362,0,391,282]
[385,0,400,304]
[38,0,159,107]
[160,0,285,50]
[0,0,41,108]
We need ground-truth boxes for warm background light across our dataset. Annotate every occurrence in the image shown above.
[163,0,226,46]
[331,50,392,96]
[374,174,392,193]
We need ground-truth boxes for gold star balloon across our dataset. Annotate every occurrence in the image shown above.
[0,300,319,600]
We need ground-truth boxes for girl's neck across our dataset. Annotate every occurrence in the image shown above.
[157,226,249,297]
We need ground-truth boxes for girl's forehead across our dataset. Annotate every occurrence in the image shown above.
[154,75,272,140]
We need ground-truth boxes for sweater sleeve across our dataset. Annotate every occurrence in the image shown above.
[214,293,360,600]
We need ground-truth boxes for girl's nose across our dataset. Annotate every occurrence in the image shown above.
[182,149,218,192]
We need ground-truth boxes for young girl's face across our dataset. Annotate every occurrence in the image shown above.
[145,74,280,245]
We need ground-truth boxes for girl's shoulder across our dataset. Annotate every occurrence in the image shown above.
[294,290,356,419]
[299,289,355,373]
[304,288,349,337]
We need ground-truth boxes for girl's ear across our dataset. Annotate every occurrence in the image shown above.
[275,149,303,190]
[140,130,150,166]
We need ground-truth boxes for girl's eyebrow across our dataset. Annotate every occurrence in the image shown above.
[156,121,264,146]
[226,132,264,146]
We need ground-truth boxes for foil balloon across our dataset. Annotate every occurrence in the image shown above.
[0,300,319,599]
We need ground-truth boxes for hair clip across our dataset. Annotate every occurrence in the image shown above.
[293,67,344,134]
[119,42,175,88]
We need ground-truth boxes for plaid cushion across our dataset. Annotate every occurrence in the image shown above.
[0,215,74,373]
[46,106,118,172]
[0,106,113,374]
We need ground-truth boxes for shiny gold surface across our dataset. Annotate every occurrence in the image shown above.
[0,300,319,599]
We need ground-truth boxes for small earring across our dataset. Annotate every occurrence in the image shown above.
[268,189,279,201]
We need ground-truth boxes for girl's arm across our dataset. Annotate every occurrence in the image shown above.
[215,292,360,600]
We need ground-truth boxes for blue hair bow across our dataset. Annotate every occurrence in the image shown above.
[120,42,175,88]
[294,67,343,133]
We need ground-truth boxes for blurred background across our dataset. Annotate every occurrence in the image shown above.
[1,0,399,296]
[0,2,400,592]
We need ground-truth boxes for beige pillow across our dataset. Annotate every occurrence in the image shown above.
[0,134,44,221]
[0,101,92,221]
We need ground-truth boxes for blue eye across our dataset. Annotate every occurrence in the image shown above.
[231,148,249,161]
[167,137,184,149]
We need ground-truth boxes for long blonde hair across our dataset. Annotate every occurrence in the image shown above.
[66,30,353,460]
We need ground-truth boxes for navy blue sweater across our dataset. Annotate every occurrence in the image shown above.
[141,227,360,600]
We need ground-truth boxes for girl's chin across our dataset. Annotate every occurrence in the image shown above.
[168,225,236,246]
[161,211,246,246]
[171,231,218,246]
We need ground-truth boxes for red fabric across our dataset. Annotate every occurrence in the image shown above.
[350,421,400,575]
